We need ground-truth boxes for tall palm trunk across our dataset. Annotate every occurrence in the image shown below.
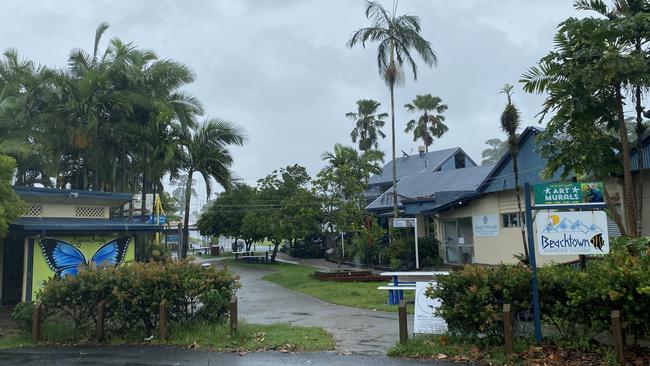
[94,121,100,190]
[511,149,528,262]
[634,38,644,236]
[390,81,399,218]
[182,169,194,259]
[616,83,638,237]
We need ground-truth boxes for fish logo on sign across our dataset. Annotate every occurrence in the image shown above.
[590,234,605,252]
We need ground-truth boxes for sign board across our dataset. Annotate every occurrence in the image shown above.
[393,218,415,228]
[414,281,448,334]
[536,211,609,255]
[534,182,605,206]
[472,215,499,237]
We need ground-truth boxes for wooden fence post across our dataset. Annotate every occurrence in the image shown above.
[230,296,238,335]
[503,304,513,354]
[398,300,408,345]
[31,302,43,342]
[96,300,106,342]
[159,299,168,342]
[611,310,625,364]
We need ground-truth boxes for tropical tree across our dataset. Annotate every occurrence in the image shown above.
[573,0,650,236]
[346,99,387,150]
[0,155,22,238]
[178,119,245,258]
[520,10,650,236]
[197,183,257,250]
[500,84,528,263]
[404,94,448,152]
[347,0,437,217]
[481,138,507,165]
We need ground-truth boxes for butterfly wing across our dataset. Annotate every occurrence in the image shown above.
[90,237,130,268]
[39,238,88,277]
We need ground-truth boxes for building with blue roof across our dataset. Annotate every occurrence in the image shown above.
[0,187,164,305]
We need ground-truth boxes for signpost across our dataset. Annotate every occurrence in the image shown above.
[393,218,420,269]
[524,181,607,345]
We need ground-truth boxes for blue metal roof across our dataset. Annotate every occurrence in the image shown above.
[10,217,162,232]
[366,164,494,212]
[367,147,477,186]
[13,186,132,202]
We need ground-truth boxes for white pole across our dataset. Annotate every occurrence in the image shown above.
[414,218,420,269]
[341,232,345,257]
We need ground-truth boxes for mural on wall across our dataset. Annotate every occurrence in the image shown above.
[30,236,134,300]
[39,237,131,277]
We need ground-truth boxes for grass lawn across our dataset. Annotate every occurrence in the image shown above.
[388,334,620,365]
[224,260,413,313]
[0,321,334,352]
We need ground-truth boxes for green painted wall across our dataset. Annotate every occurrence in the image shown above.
[30,235,134,300]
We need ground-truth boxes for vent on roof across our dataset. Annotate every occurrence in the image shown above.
[75,206,105,218]
[22,204,43,217]
[418,146,426,156]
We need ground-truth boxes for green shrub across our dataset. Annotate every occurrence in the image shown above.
[428,265,531,341]
[428,238,650,343]
[37,260,239,338]
[10,301,35,332]
[381,235,442,269]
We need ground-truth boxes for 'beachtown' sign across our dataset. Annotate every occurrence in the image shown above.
[534,182,605,207]
[535,211,609,255]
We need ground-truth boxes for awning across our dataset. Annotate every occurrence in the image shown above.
[10,217,163,233]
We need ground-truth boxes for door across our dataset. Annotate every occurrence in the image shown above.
[2,235,24,305]
[443,218,474,264]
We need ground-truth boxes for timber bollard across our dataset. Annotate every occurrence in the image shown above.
[611,310,625,364]
[398,300,408,345]
[503,304,513,354]
[31,302,43,342]
[96,301,106,342]
[159,299,168,342]
[230,296,238,335]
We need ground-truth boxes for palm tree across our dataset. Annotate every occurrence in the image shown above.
[346,99,387,151]
[404,94,448,152]
[500,83,528,263]
[178,119,245,258]
[347,0,437,218]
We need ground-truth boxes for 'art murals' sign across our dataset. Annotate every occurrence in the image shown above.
[534,182,604,207]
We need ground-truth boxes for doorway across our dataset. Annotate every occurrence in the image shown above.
[443,218,474,264]
[1,234,24,305]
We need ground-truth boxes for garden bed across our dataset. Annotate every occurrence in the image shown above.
[313,270,388,282]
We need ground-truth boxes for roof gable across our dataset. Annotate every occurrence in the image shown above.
[479,126,567,193]
[366,164,493,211]
[368,147,476,186]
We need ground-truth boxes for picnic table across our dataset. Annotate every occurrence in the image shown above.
[379,271,449,305]
[233,250,270,264]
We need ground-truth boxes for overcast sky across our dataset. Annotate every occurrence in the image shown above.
[1,0,582,206]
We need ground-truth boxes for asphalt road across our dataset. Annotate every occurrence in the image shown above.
[0,346,460,365]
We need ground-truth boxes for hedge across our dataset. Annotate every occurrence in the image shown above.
[17,260,239,337]
[428,238,650,343]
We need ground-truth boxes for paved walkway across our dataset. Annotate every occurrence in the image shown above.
[0,346,460,365]
[214,261,413,356]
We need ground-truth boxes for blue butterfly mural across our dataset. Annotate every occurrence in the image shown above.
[39,237,131,277]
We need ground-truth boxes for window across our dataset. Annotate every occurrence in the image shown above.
[454,153,466,169]
[502,213,525,228]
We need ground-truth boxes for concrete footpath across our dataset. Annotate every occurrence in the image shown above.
[0,346,460,365]
[220,262,413,356]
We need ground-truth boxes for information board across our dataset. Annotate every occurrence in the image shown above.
[414,281,448,334]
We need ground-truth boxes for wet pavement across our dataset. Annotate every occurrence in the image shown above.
[0,346,460,365]
[221,263,413,356]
